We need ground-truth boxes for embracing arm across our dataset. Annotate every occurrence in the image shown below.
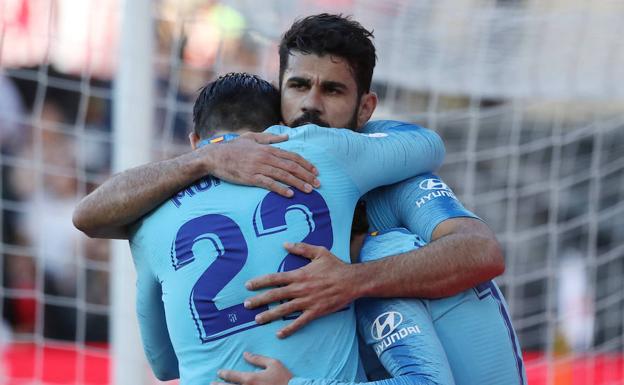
[353,217,504,299]
[244,218,503,337]
[73,149,207,239]
[73,133,319,239]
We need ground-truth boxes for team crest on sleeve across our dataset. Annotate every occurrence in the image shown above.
[371,311,421,355]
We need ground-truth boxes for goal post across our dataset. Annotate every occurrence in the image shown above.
[111,0,154,384]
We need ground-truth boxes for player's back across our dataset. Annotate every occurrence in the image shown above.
[130,123,445,384]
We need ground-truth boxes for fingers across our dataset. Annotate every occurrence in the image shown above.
[245,271,294,291]
[252,299,303,324]
[243,352,275,368]
[216,369,247,385]
[241,134,318,178]
[263,158,318,193]
[268,147,319,179]
[247,133,289,144]
[252,175,294,198]
[277,311,316,339]
[257,165,313,194]
[244,286,293,313]
[283,242,326,260]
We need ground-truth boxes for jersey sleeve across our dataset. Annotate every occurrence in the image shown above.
[130,235,180,381]
[365,173,480,242]
[289,298,456,385]
[271,122,445,195]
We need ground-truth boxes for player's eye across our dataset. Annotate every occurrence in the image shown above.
[288,82,309,91]
[323,85,344,95]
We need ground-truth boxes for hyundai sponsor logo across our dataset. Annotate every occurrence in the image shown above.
[415,178,457,208]
[371,311,403,341]
[419,178,450,191]
[371,311,421,354]
[415,190,457,208]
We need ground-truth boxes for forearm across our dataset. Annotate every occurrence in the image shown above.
[73,149,209,239]
[73,133,318,240]
[352,231,504,299]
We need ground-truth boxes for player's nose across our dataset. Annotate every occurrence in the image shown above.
[301,86,323,112]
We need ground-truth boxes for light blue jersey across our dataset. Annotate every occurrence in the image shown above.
[288,134,527,385]
[290,229,525,385]
[290,229,455,385]
[361,120,480,243]
[357,230,526,385]
[130,122,445,385]
[359,152,526,385]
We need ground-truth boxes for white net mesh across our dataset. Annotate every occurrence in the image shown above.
[1,0,623,384]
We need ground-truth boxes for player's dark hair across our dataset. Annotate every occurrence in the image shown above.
[193,73,281,139]
[351,200,369,236]
[279,13,377,96]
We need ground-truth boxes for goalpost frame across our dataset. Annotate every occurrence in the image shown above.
[111,0,154,384]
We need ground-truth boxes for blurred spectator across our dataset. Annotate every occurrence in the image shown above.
[1,74,34,335]
[83,237,110,341]
[3,253,36,333]
[182,0,245,70]
[9,100,81,339]
[558,250,595,351]
[0,75,27,153]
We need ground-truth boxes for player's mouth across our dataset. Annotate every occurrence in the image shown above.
[291,112,330,128]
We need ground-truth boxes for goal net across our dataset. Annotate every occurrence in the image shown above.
[1,0,622,384]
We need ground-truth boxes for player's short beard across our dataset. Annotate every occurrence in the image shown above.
[291,111,330,128]
[290,104,360,131]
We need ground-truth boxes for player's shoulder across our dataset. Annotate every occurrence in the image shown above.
[264,124,290,136]
[128,199,180,245]
[266,123,353,140]
[365,228,426,244]
[359,228,426,263]
[366,172,441,200]
[361,119,426,133]
[396,173,452,194]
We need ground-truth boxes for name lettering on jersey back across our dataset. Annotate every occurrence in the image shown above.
[171,176,221,208]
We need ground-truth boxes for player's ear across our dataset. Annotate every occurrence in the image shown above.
[356,92,378,129]
[189,132,200,150]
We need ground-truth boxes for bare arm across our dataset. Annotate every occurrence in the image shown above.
[353,217,504,298]
[73,133,319,239]
[73,149,206,239]
[244,217,504,338]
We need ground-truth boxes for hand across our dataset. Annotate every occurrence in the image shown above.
[207,133,320,197]
[213,352,293,385]
[244,242,357,338]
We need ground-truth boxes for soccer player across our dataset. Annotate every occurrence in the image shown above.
[73,13,510,380]
[73,15,503,337]
[131,72,445,384]
[215,177,527,385]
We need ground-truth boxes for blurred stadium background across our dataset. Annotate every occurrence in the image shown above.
[1,0,623,384]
